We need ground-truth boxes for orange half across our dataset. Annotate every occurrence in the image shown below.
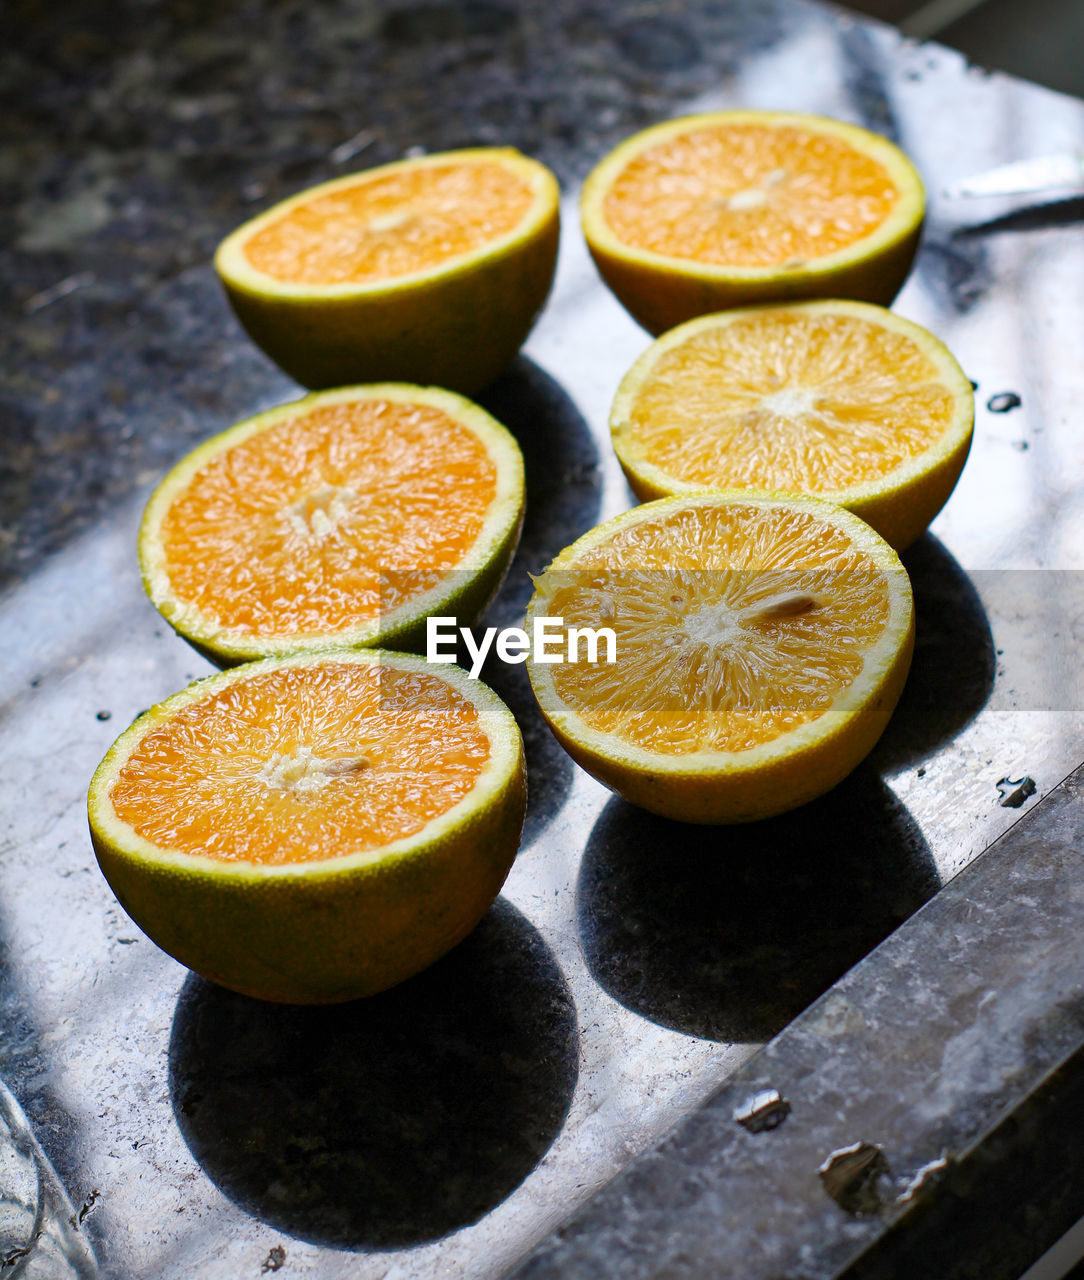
[215,148,561,392]
[88,650,526,1002]
[581,111,924,333]
[611,300,974,549]
[139,385,525,665]
[526,493,914,822]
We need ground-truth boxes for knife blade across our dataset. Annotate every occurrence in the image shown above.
[944,152,1084,199]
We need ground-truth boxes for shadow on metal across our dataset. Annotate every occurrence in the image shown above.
[951,195,1084,238]
[578,772,938,1042]
[477,354,602,622]
[477,354,602,847]
[0,1081,99,1279]
[914,235,992,314]
[481,656,577,851]
[167,898,578,1251]
[870,533,996,772]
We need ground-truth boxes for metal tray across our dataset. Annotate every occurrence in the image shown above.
[3,2,1084,1276]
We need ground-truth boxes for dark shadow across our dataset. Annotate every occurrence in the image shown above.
[475,356,602,846]
[952,195,1084,239]
[914,237,991,314]
[870,534,996,773]
[480,657,573,850]
[168,899,577,1251]
[578,774,938,1044]
[840,23,903,144]
[478,354,602,625]
[380,2,519,45]
[0,918,103,1274]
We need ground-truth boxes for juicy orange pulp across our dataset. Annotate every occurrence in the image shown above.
[243,161,535,284]
[109,663,491,865]
[602,123,899,266]
[545,502,890,753]
[621,309,957,491]
[160,399,496,636]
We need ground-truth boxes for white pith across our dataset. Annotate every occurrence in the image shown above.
[679,589,818,649]
[726,188,770,211]
[282,485,359,540]
[256,747,371,794]
[367,212,411,233]
[760,386,819,417]
[681,602,746,648]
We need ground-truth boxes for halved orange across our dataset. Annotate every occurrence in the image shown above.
[139,384,525,666]
[88,650,526,1003]
[215,147,560,394]
[526,493,913,823]
[611,300,973,550]
[581,111,924,334]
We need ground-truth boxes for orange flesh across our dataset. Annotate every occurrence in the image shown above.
[110,663,491,864]
[159,399,497,637]
[546,503,890,754]
[622,310,957,491]
[603,123,899,266]
[243,161,535,284]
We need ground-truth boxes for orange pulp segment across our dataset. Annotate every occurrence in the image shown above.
[602,120,899,267]
[109,660,490,866]
[243,159,535,285]
[618,304,958,491]
[542,500,891,754]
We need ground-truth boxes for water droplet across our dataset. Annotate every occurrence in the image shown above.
[1011,440,1029,451]
[96,709,112,722]
[734,1088,791,1132]
[987,391,1021,413]
[997,775,1036,808]
[818,1142,890,1215]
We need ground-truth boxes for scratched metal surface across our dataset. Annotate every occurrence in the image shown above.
[2,1,1084,1276]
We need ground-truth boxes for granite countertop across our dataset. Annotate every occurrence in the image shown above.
[3,1,1084,1277]
[2,0,788,590]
